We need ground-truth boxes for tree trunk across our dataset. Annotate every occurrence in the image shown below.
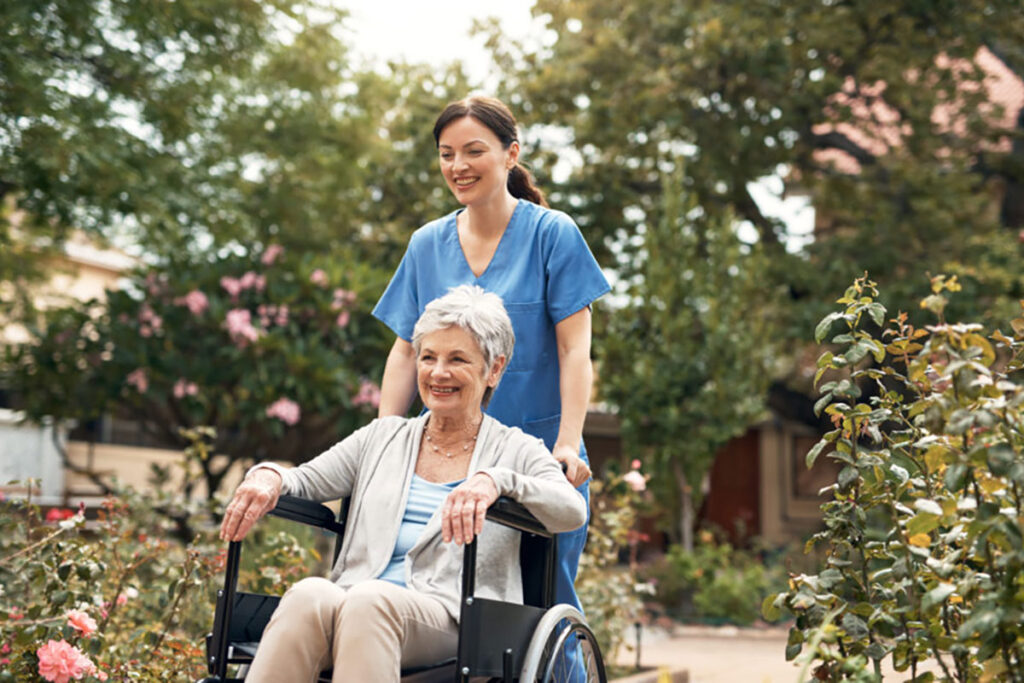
[673,460,695,552]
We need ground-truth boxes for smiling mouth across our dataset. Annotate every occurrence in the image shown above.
[431,386,459,394]
[454,177,478,187]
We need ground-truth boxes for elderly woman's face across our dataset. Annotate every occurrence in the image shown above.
[417,325,500,418]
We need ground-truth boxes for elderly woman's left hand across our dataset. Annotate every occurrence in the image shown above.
[441,472,499,545]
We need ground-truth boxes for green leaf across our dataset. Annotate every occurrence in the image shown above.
[946,409,974,435]
[813,392,833,417]
[761,593,782,622]
[815,312,845,343]
[906,513,940,536]
[866,303,886,327]
[986,444,1015,476]
[806,439,828,468]
[865,642,888,660]
[943,463,968,492]
[921,583,956,611]
[841,612,869,640]
[838,466,859,491]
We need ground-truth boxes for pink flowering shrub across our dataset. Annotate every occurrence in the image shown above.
[6,248,390,495]
[0,478,318,682]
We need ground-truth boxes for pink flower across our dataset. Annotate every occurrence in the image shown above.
[331,288,356,310]
[352,379,381,409]
[225,309,263,347]
[275,304,289,327]
[261,244,284,265]
[116,586,138,606]
[125,368,148,393]
[310,269,328,287]
[144,273,165,297]
[238,271,266,292]
[137,304,163,337]
[97,672,108,681]
[631,459,642,470]
[36,639,95,683]
[65,609,97,637]
[623,470,646,492]
[175,290,209,315]
[220,276,242,299]
[335,310,350,328]
[266,398,301,426]
[173,379,199,399]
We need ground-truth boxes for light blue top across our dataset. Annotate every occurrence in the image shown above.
[373,200,611,450]
[378,474,461,587]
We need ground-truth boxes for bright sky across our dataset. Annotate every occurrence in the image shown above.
[343,0,544,86]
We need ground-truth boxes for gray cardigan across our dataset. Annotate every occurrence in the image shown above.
[272,413,587,622]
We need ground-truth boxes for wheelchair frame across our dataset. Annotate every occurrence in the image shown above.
[199,494,606,683]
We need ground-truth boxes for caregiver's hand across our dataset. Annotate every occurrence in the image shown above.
[220,468,283,542]
[441,472,499,545]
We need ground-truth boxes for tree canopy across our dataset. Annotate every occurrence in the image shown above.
[488,0,1024,330]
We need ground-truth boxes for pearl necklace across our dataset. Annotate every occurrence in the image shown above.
[424,421,479,459]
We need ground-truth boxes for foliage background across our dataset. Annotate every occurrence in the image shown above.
[3,0,1024,676]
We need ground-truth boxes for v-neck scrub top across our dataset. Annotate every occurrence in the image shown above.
[373,200,611,451]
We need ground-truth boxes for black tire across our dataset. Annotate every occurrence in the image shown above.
[519,605,607,683]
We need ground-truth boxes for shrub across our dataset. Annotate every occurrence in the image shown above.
[765,275,1024,681]
[641,531,789,625]
[0,480,314,682]
[577,463,653,665]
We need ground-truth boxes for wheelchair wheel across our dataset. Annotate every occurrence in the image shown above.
[519,604,607,683]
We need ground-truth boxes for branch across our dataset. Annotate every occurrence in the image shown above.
[808,129,879,168]
[51,424,116,498]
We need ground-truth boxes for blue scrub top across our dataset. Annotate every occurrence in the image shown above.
[373,200,611,450]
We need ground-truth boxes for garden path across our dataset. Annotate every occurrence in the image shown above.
[616,624,944,682]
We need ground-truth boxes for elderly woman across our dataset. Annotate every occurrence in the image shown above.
[219,284,587,683]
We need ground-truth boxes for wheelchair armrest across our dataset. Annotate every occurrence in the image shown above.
[268,494,345,535]
[486,497,553,538]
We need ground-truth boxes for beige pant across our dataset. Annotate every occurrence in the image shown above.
[246,577,458,683]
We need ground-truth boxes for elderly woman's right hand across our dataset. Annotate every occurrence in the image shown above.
[220,468,283,542]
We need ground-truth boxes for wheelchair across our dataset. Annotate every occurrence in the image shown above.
[199,493,607,682]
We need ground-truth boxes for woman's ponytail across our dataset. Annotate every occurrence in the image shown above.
[507,163,548,207]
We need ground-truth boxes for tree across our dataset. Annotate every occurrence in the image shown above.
[598,171,774,549]
[3,245,391,498]
[486,0,1024,332]
[0,1,471,299]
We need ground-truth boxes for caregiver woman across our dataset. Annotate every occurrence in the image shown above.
[373,95,610,612]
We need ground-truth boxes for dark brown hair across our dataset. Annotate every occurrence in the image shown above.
[433,96,548,208]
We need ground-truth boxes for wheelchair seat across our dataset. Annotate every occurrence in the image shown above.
[199,494,606,683]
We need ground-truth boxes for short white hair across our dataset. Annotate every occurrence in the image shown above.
[412,285,515,407]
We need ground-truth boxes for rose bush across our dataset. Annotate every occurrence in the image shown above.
[0,477,316,682]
